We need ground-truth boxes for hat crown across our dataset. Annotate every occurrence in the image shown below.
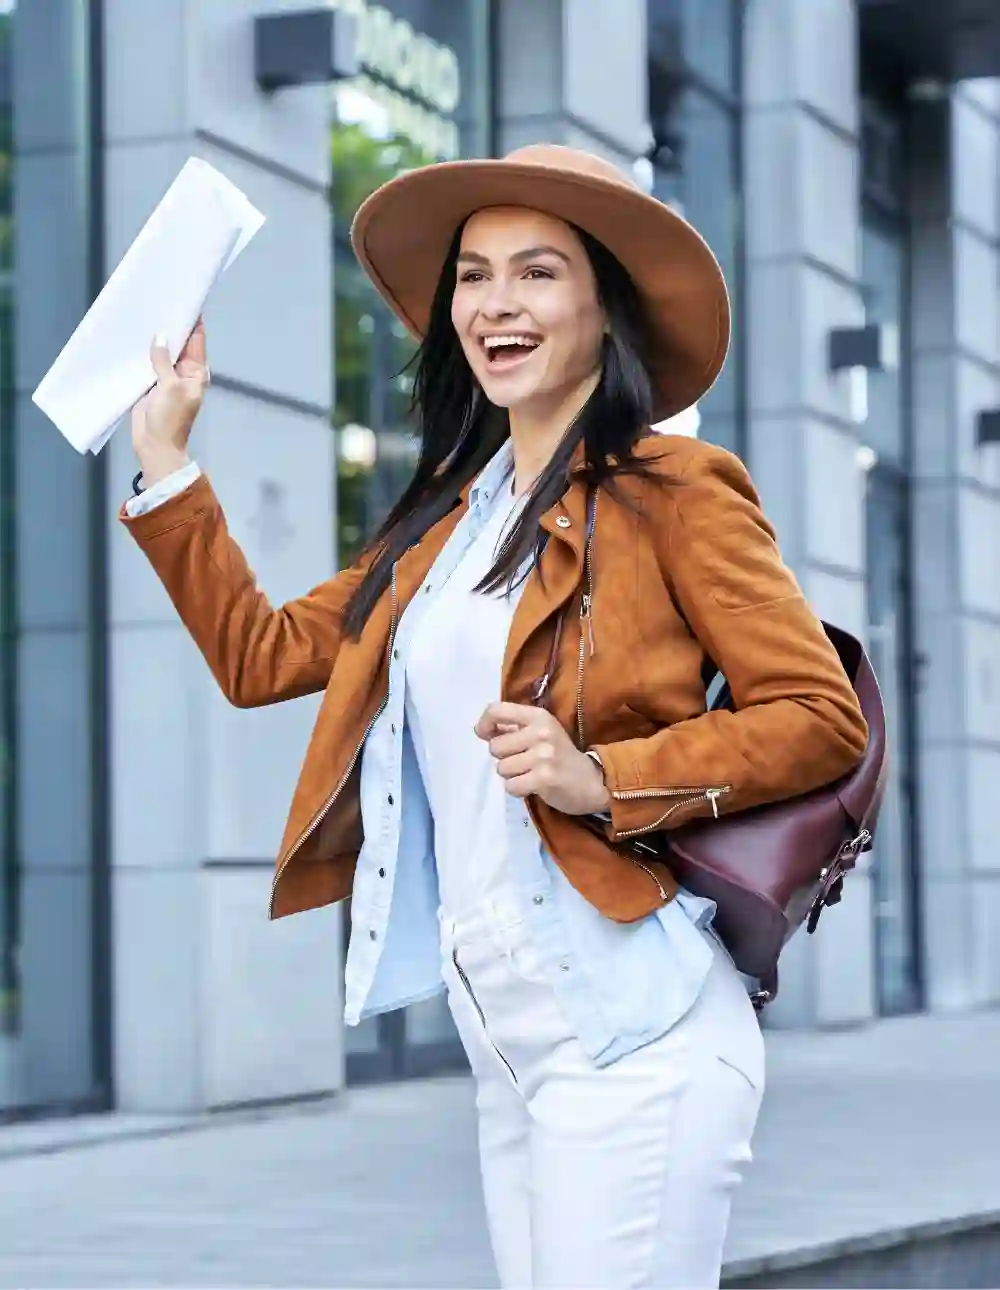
[503,143,637,192]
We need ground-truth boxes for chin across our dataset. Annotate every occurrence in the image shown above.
[477,377,546,410]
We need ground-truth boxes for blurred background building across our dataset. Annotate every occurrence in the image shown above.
[0,0,998,1116]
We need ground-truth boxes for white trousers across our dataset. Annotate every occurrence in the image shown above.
[439,901,765,1290]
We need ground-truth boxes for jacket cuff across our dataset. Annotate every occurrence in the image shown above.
[589,737,722,839]
[119,472,215,540]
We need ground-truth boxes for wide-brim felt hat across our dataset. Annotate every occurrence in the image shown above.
[350,143,730,423]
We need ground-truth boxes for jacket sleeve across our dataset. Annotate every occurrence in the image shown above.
[591,444,869,839]
[119,473,370,708]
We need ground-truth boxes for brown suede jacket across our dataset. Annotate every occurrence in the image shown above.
[121,434,868,923]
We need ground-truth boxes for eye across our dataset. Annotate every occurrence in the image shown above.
[458,269,487,283]
[523,266,555,280]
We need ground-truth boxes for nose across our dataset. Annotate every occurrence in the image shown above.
[479,274,521,321]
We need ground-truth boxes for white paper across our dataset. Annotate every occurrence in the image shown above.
[31,157,265,455]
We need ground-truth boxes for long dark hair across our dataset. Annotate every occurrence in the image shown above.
[342,222,668,638]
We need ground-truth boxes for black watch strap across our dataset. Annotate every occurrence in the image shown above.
[131,471,144,497]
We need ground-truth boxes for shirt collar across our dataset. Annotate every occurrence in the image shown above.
[468,439,515,515]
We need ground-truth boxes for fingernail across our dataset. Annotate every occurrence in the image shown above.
[153,333,166,349]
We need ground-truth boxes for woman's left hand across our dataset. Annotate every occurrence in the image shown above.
[475,702,611,816]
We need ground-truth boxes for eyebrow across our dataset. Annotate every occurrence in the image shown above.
[456,245,572,267]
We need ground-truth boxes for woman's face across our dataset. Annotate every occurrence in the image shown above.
[451,207,606,414]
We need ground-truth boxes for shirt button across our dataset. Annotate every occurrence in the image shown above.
[533,895,544,906]
[424,584,432,593]
[556,516,571,529]
[393,648,399,660]
[369,930,378,942]
[378,867,386,878]
[522,818,531,828]
[387,794,394,805]
[391,724,396,734]
[559,961,570,972]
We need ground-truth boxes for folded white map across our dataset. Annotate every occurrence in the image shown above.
[32,156,265,455]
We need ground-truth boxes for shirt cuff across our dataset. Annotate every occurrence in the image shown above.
[125,461,202,517]
[584,749,613,821]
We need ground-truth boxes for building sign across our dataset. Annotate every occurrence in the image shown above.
[330,0,463,159]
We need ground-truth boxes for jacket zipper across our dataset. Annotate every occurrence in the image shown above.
[268,565,400,919]
[615,786,732,900]
[575,492,598,748]
[451,949,518,1085]
[612,785,732,839]
[569,493,730,902]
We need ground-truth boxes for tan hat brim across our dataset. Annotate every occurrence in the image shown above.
[350,158,730,422]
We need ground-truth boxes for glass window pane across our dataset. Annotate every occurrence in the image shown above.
[861,215,904,467]
[0,6,15,1042]
[332,0,491,567]
[648,0,736,93]
[652,87,741,453]
[332,1,490,1083]
[1,0,104,1110]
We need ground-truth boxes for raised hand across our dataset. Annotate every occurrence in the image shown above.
[130,318,210,486]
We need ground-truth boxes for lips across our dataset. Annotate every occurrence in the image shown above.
[480,333,543,366]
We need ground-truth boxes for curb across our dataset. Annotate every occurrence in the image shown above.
[722,1208,1000,1286]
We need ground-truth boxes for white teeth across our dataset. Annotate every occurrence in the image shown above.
[483,335,541,351]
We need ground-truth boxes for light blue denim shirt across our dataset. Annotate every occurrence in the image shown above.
[343,442,727,1068]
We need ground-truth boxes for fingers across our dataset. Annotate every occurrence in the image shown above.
[499,773,535,800]
[494,749,548,781]
[486,726,534,758]
[149,334,176,385]
[474,701,545,741]
[180,316,207,367]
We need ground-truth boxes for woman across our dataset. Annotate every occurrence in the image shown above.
[123,144,868,1288]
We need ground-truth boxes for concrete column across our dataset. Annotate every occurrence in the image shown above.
[909,82,1000,1012]
[103,0,343,1111]
[743,0,876,1027]
[494,0,650,168]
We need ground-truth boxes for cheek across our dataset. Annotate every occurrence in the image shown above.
[552,312,605,378]
[451,295,480,362]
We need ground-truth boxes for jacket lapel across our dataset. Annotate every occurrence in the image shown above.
[392,497,468,614]
[501,475,589,702]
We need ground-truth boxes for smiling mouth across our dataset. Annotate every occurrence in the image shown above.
[481,334,543,368]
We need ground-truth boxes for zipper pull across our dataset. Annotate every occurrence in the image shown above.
[706,788,723,819]
[581,593,596,656]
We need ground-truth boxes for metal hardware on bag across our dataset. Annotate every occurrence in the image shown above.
[804,826,873,933]
[839,827,872,860]
[268,564,400,918]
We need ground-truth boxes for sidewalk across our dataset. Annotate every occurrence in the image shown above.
[0,1009,998,1287]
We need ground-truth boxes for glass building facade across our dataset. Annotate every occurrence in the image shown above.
[0,0,994,1113]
